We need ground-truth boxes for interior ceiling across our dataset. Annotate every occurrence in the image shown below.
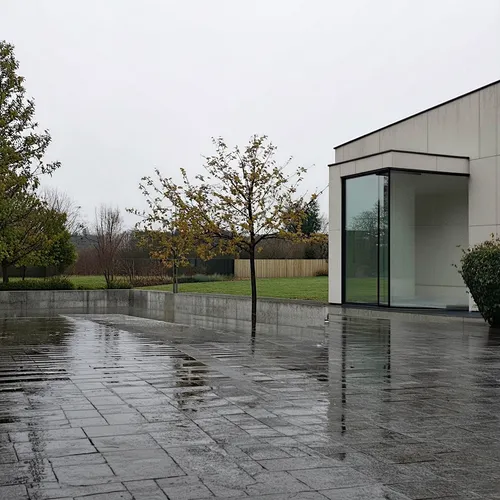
[394,172,468,195]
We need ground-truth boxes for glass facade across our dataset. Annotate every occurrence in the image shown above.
[344,173,388,304]
[343,170,468,308]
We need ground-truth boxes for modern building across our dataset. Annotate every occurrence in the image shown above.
[328,79,500,310]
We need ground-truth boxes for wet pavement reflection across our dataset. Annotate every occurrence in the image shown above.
[0,314,498,499]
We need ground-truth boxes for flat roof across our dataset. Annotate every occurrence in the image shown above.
[334,78,500,149]
[328,149,470,167]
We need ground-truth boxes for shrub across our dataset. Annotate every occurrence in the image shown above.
[0,277,75,290]
[130,276,172,287]
[132,274,232,287]
[106,279,132,289]
[304,245,317,259]
[458,236,500,326]
[315,269,328,277]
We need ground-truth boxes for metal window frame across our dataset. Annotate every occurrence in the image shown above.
[341,168,469,308]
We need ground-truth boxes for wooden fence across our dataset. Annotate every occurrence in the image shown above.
[234,259,328,279]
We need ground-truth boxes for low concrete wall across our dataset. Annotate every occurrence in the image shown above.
[0,289,483,331]
[0,289,132,317]
[0,289,330,333]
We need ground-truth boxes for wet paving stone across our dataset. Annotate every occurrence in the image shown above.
[54,463,116,486]
[92,433,161,452]
[289,467,376,490]
[14,437,96,459]
[103,449,185,480]
[156,475,214,499]
[0,485,28,500]
[27,481,129,500]
[320,484,411,499]
[0,314,499,499]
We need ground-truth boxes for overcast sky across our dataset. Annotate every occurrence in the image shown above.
[1,0,499,227]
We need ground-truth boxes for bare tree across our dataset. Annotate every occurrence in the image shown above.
[40,187,83,235]
[89,206,126,288]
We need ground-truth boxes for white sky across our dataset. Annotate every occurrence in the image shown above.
[1,0,499,227]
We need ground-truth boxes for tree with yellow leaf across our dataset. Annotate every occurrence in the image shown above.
[134,135,319,335]
[130,175,198,293]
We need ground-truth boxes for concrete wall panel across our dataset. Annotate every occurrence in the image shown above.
[479,86,498,158]
[329,166,342,231]
[354,154,384,174]
[497,84,500,155]
[380,113,428,153]
[328,230,341,304]
[469,157,497,226]
[436,156,469,174]
[428,93,480,159]
[469,224,498,245]
[340,160,355,177]
[391,151,437,171]
[341,132,380,162]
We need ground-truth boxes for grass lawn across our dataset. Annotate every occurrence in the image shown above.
[143,276,329,302]
[66,275,109,289]
[8,275,380,303]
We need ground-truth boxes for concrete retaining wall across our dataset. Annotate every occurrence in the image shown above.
[0,289,331,332]
[0,289,132,317]
[0,289,483,330]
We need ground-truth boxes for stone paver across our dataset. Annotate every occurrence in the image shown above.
[0,314,499,499]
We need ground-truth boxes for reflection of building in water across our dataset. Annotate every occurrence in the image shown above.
[172,355,209,412]
[327,317,391,434]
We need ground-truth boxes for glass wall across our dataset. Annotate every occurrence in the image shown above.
[344,173,388,304]
[343,170,468,308]
[389,171,468,308]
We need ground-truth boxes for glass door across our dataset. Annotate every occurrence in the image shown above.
[343,172,389,305]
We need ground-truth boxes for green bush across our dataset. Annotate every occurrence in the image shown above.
[314,269,328,277]
[106,279,132,289]
[130,276,172,287]
[0,276,75,291]
[459,236,500,326]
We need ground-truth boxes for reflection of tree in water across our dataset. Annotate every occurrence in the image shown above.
[172,355,209,413]
[0,316,75,486]
[327,317,391,434]
[0,316,71,347]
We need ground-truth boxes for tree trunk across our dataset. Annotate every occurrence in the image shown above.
[22,266,26,281]
[173,261,178,293]
[1,262,8,284]
[249,246,257,338]
[104,270,110,288]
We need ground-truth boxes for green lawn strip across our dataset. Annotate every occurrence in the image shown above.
[7,275,382,304]
[142,277,329,302]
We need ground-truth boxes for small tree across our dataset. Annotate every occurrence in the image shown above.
[1,195,70,282]
[286,196,322,236]
[89,206,126,288]
[129,182,197,293]
[43,229,77,273]
[138,135,316,335]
